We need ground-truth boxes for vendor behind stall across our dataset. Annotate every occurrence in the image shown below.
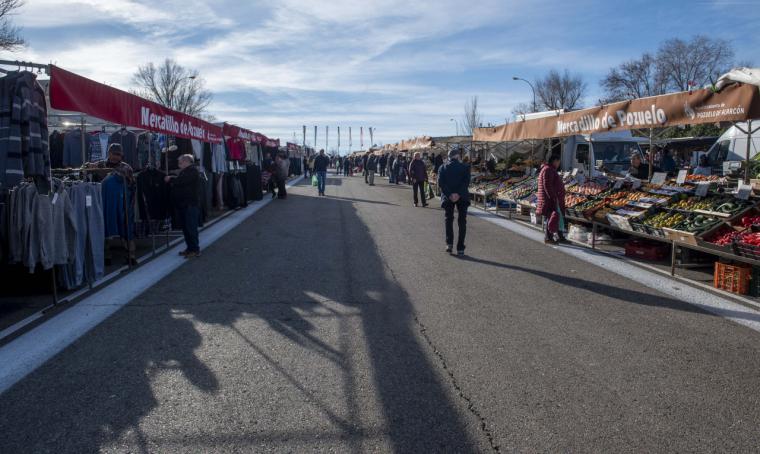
[628,152,652,180]
[693,155,712,176]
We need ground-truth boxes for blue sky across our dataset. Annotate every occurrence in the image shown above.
[7,0,759,149]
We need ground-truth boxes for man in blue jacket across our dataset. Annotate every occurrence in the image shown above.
[437,148,471,255]
[313,149,330,196]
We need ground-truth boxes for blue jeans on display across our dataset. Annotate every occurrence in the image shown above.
[181,205,200,253]
[317,171,327,194]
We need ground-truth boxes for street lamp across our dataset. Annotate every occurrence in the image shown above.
[450,118,460,136]
[513,76,538,170]
[512,76,536,113]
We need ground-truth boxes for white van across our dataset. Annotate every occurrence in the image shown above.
[706,122,760,167]
[561,131,646,177]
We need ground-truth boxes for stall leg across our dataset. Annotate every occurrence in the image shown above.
[51,267,59,306]
[671,243,677,276]
[592,223,597,250]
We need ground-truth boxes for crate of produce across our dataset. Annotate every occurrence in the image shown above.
[641,211,686,238]
[694,197,753,219]
[625,239,670,261]
[663,214,722,245]
[734,230,760,260]
[697,223,744,254]
[714,262,751,295]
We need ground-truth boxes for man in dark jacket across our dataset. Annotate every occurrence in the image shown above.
[437,148,471,255]
[165,154,201,258]
[408,152,428,207]
[388,154,396,183]
[367,153,378,185]
[433,153,444,174]
[379,154,388,177]
[313,149,330,196]
[362,153,369,183]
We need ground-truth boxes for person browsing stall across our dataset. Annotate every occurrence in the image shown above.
[628,152,652,180]
[164,154,201,258]
[409,152,429,207]
[537,154,568,245]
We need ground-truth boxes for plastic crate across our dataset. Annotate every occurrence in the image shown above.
[624,240,670,261]
[735,241,760,260]
[714,262,751,295]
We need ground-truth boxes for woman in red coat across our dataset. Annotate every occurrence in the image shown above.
[537,154,567,245]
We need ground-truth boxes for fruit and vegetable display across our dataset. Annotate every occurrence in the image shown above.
[607,191,651,209]
[672,214,721,233]
[671,196,713,211]
[686,174,721,182]
[736,231,760,247]
[643,211,685,229]
[499,179,537,201]
[565,194,586,208]
[566,181,607,196]
[704,226,743,246]
[706,198,750,216]
[740,214,760,227]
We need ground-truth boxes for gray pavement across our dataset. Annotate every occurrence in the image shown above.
[2,172,760,452]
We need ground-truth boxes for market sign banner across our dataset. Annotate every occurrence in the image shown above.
[474,83,760,142]
[223,123,261,143]
[49,65,223,143]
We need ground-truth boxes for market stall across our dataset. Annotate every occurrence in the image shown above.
[472,70,760,296]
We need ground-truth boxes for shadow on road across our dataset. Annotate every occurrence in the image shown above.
[458,254,760,323]
[0,188,479,453]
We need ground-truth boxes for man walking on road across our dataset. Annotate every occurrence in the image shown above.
[437,148,470,255]
[409,151,428,207]
[314,149,330,196]
[362,152,370,183]
[366,153,378,186]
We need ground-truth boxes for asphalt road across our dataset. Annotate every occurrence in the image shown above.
[3,171,760,453]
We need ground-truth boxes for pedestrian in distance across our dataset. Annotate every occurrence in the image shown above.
[537,154,568,245]
[409,151,428,207]
[303,156,310,178]
[314,149,330,196]
[275,153,290,199]
[362,152,370,183]
[367,153,378,185]
[437,148,471,256]
[165,154,202,258]
[343,156,350,176]
[379,153,388,177]
[388,154,396,183]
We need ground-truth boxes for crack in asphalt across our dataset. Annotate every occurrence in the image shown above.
[370,228,501,453]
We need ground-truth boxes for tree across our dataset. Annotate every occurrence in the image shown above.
[535,69,586,111]
[0,0,24,51]
[510,102,533,119]
[132,59,212,117]
[601,53,668,102]
[462,96,482,135]
[656,35,734,91]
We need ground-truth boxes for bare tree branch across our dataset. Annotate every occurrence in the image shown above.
[132,58,212,117]
[535,69,586,111]
[601,53,668,102]
[656,35,734,91]
[462,96,482,136]
[0,0,24,51]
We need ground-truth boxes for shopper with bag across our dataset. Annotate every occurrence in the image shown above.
[409,152,428,207]
[313,149,330,196]
[437,148,470,255]
[366,153,378,186]
[537,154,567,245]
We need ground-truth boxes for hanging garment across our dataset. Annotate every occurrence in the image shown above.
[136,167,170,222]
[246,163,263,201]
[58,182,105,288]
[0,71,51,190]
[49,131,64,169]
[63,128,92,167]
[226,138,245,161]
[102,173,135,240]
[108,129,138,169]
[136,132,151,169]
[191,139,203,161]
[88,131,109,163]
[211,143,227,173]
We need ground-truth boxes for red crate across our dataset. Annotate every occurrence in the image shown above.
[714,262,751,295]
[624,240,669,261]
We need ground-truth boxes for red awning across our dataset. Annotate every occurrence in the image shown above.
[49,65,222,143]
[222,123,256,142]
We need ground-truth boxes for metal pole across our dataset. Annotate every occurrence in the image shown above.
[745,119,753,184]
[649,128,654,181]
[80,117,86,165]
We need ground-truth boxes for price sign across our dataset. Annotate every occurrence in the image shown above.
[676,170,688,185]
[85,195,92,207]
[695,182,709,197]
[736,182,752,200]
[613,179,624,190]
[571,168,578,176]
[631,178,642,189]
[650,172,667,185]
